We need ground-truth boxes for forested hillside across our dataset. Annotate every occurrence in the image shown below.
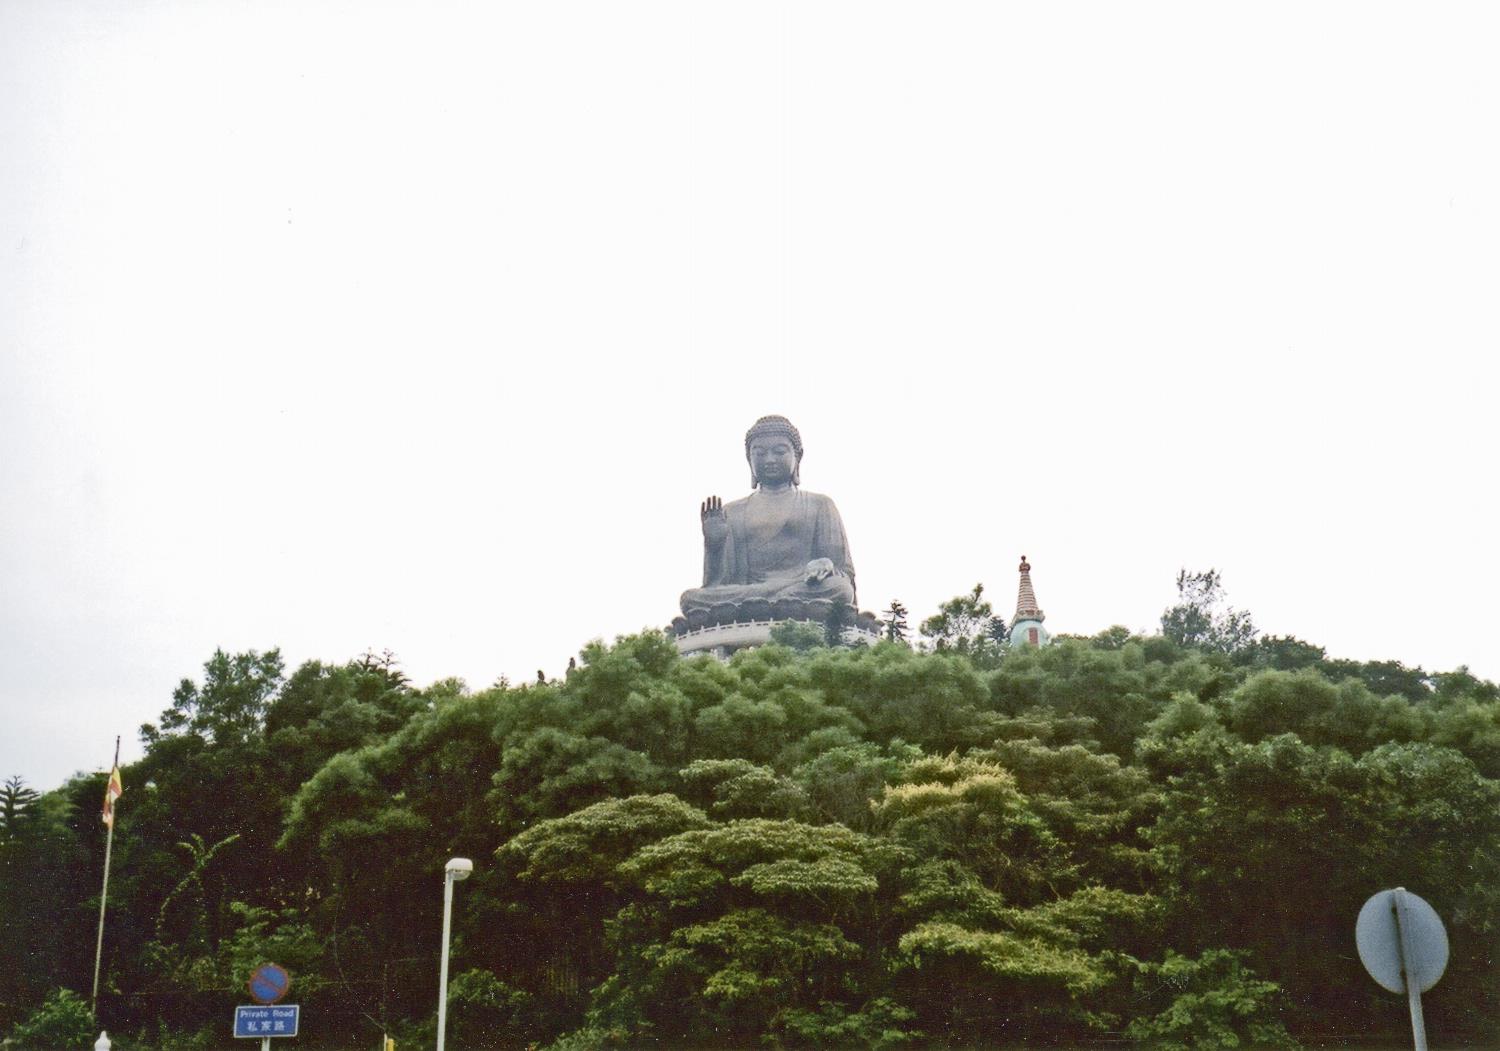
[5,598,1499,1048]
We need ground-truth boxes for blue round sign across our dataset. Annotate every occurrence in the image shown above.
[248,963,291,1005]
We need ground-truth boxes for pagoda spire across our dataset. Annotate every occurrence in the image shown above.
[1010,555,1050,647]
[1014,556,1044,624]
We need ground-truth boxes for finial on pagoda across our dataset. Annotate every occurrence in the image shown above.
[1010,555,1049,648]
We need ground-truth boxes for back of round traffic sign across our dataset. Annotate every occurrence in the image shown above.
[1355,889,1448,994]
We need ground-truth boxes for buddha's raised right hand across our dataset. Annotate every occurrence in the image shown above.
[701,496,729,546]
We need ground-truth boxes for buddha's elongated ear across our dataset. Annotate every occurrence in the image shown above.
[792,461,800,487]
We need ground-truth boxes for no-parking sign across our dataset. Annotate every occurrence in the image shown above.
[248,963,291,1005]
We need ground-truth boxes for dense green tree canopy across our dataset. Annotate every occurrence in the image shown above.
[8,604,1500,1049]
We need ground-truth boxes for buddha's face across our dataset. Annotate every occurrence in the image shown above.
[749,437,798,488]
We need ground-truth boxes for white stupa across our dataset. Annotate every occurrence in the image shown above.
[1009,555,1050,648]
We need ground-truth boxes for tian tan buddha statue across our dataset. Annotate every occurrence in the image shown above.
[677,415,861,632]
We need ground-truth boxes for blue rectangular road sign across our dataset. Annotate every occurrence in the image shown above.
[234,1004,300,1038]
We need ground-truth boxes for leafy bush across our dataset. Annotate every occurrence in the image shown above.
[7,988,95,1050]
[447,968,536,1049]
[1126,950,1296,1050]
[769,620,827,651]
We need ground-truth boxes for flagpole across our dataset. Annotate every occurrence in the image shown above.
[91,736,121,1022]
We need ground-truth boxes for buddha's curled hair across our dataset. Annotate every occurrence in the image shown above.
[745,414,803,488]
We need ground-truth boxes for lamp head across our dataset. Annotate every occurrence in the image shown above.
[445,857,474,881]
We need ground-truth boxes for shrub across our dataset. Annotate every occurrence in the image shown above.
[7,988,96,1050]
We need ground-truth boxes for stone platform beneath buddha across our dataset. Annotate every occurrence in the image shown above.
[670,600,883,658]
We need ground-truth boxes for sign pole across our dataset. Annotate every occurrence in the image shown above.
[1357,886,1447,1051]
[91,736,121,1020]
[1392,888,1429,1051]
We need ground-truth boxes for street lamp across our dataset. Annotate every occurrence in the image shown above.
[436,857,473,1051]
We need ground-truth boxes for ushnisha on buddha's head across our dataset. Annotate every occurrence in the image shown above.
[745,414,802,489]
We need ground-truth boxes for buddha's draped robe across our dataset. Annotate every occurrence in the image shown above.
[680,487,856,613]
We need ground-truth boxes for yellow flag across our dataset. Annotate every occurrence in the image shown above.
[101,766,123,827]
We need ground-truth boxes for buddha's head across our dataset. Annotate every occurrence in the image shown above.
[746,415,802,489]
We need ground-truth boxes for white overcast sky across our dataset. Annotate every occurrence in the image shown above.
[3,2,1497,791]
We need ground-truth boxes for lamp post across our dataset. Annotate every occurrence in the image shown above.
[436,857,473,1051]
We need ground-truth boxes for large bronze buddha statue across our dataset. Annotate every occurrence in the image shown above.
[678,415,858,623]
